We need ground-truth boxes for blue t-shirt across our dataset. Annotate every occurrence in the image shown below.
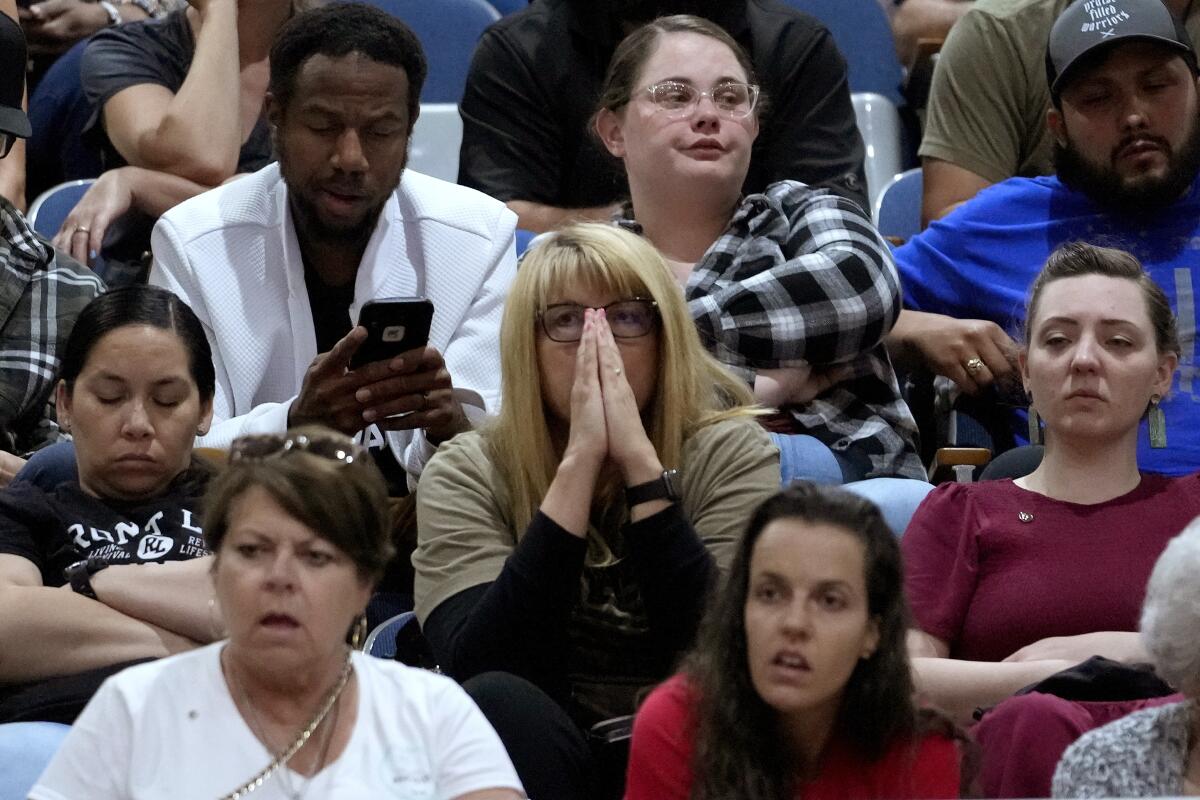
[895,174,1200,476]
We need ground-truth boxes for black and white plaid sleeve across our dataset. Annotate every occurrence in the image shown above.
[685,181,900,369]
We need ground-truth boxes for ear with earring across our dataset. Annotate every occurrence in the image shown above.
[1148,394,1167,449]
[349,614,369,650]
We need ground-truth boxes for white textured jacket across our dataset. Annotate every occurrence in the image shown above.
[149,164,516,485]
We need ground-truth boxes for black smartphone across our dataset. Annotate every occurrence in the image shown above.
[349,297,434,370]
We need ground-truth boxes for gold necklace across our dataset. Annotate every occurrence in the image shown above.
[220,648,353,800]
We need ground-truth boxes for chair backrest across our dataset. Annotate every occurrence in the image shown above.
[26,180,96,240]
[873,168,922,241]
[780,0,905,106]
[358,0,500,103]
[488,0,526,14]
[409,103,463,182]
[851,92,903,210]
[365,610,417,659]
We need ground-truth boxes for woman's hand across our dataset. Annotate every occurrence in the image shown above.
[594,310,662,485]
[754,363,855,408]
[561,309,608,472]
[52,167,137,266]
[1002,632,1150,665]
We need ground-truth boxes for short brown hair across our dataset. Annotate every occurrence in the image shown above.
[1025,241,1181,357]
[204,426,394,583]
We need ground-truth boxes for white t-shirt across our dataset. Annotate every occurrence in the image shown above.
[31,644,523,800]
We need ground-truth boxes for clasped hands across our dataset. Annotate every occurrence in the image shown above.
[562,308,662,485]
[289,326,467,445]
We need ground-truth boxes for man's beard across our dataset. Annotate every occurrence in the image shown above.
[276,138,402,246]
[1054,116,1200,218]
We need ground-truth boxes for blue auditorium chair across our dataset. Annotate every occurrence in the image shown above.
[782,0,905,106]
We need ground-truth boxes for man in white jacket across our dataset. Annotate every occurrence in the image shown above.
[150,3,516,490]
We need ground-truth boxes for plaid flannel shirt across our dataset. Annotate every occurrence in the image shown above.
[675,181,924,480]
[0,198,104,454]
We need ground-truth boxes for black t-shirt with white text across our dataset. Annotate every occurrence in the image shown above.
[0,467,212,588]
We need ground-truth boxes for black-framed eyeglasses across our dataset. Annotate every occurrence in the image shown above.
[0,134,15,160]
[537,298,659,343]
[639,80,760,120]
[229,433,368,466]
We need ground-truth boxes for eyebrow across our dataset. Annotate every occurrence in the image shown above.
[298,103,405,122]
[655,75,748,86]
[1038,316,1140,328]
[91,373,190,388]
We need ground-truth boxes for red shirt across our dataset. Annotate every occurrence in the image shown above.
[902,475,1200,661]
[624,674,960,800]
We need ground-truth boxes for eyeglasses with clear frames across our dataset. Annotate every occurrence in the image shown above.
[229,433,368,466]
[538,298,659,343]
[639,81,760,120]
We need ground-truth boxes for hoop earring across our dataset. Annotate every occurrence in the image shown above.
[349,614,369,650]
[1149,395,1167,449]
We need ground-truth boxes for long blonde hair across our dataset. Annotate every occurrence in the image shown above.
[486,223,758,536]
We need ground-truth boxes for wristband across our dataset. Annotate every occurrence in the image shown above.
[64,554,111,599]
[625,469,680,507]
[98,0,121,25]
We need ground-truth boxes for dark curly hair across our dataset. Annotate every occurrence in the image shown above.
[683,483,940,799]
[269,2,428,129]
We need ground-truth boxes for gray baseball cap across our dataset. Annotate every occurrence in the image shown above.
[1046,0,1198,102]
[0,13,31,140]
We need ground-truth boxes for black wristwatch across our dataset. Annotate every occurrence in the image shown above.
[625,469,680,507]
[64,554,111,600]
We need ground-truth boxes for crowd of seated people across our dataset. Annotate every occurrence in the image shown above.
[2,0,1200,798]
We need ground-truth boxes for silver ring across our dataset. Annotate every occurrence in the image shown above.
[71,226,91,236]
[965,357,985,376]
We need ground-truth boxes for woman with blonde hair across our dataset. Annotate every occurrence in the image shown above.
[414,222,780,800]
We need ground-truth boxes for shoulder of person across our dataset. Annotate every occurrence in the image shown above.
[961,0,1068,26]
[351,650,459,698]
[682,416,773,460]
[103,642,217,707]
[157,163,284,247]
[918,175,1057,234]
[397,170,517,239]
[1056,700,1190,782]
[421,430,497,491]
[83,10,190,63]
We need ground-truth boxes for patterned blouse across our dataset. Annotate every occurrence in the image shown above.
[625,181,924,480]
[1052,699,1194,798]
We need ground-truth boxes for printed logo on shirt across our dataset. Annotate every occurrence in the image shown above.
[137,534,174,560]
[68,508,206,563]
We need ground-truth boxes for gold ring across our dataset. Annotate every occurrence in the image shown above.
[71,226,91,236]
[965,357,985,375]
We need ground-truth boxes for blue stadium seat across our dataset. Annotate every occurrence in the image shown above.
[0,721,71,800]
[365,611,417,660]
[782,0,905,106]
[26,39,105,201]
[26,180,94,241]
[354,0,500,103]
[873,167,922,242]
[488,0,527,14]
